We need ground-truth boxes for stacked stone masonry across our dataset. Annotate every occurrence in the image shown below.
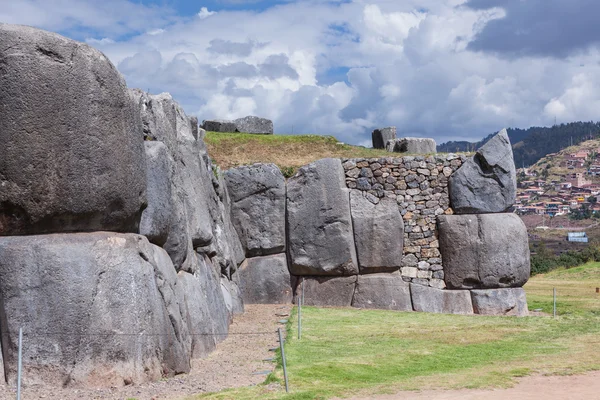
[342,154,466,288]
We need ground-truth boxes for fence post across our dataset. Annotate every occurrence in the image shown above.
[298,278,302,340]
[277,328,289,393]
[16,327,22,400]
[553,288,557,319]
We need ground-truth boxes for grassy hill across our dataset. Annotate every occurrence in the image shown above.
[204,132,391,174]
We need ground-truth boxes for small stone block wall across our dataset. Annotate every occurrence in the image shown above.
[342,154,466,288]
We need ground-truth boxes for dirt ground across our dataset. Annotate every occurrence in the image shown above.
[346,371,600,400]
[0,304,292,400]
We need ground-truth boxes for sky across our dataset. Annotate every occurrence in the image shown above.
[2,0,600,146]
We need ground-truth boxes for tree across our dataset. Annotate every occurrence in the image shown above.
[588,196,597,204]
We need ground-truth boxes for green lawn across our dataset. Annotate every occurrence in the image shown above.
[191,263,600,400]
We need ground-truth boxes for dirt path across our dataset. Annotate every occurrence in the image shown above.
[346,371,600,400]
[0,304,291,400]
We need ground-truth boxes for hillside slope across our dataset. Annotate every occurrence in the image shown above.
[438,122,600,167]
[204,132,390,173]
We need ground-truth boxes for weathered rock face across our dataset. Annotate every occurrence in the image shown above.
[224,164,286,257]
[201,119,238,133]
[0,233,191,386]
[287,158,358,276]
[372,127,396,149]
[201,116,273,134]
[298,276,357,307]
[0,24,147,236]
[350,191,403,272]
[471,288,528,316]
[233,116,274,134]
[386,138,437,154]
[410,284,473,315]
[449,129,517,214]
[352,273,412,311]
[238,254,294,304]
[178,254,230,358]
[140,141,175,246]
[438,214,530,289]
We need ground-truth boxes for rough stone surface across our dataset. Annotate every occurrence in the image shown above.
[471,288,529,316]
[449,129,516,213]
[224,164,286,257]
[287,158,358,276]
[0,233,191,386]
[221,276,244,317]
[233,116,274,134]
[201,119,238,133]
[438,214,530,289]
[297,276,357,307]
[238,254,294,304]
[140,141,174,246]
[0,24,147,236]
[386,138,437,154]
[350,191,404,272]
[201,116,273,134]
[372,127,396,149]
[178,254,230,358]
[410,284,473,314]
[352,273,412,311]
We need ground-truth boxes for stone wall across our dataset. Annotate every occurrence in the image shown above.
[342,155,466,289]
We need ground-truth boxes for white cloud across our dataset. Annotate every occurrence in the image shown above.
[4,0,600,146]
[197,7,216,20]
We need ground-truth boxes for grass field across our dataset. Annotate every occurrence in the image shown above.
[192,264,600,400]
[204,132,392,174]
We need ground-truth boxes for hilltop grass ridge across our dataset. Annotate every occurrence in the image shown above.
[192,262,600,400]
[204,132,398,175]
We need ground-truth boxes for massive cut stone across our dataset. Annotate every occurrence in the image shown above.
[0,233,191,386]
[201,119,238,133]
[238,254,294,304]
[449,129,516,213]
[372,127,396,149]
[386,138,437,154]
[438,214,530,289]
[287,158,358,276]
[130,90,219,270]
[352,273,412,311]
[140,141,174,246]
[224,164,286,257]
[471,288,528,316]
[297,276,357,307]
[0,24,146,236]
[410,284,473,315]
[350,191,403,273]
[233,116,273,134]
[178,254,230,358]
[221,276,244,316]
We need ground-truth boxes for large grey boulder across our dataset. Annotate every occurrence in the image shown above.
[471,288,529,316]
[350,191,403,273]
[372,127,396,149]
[238,254,294,304]
[386,138,436,154]
[0,233,191,386]
[221,276,244,316]
[178,254,230,358]
[438,214,530,289]
[449,129,516,213]
[0,24,146,236]
[233,116,273,134]
[140,141,174,246]
[298,276,357,307]
[287,158,358,276]
[224,164,286,257]
[410,284,473,315]
[201,119,238,133]
[352,273,412,311]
